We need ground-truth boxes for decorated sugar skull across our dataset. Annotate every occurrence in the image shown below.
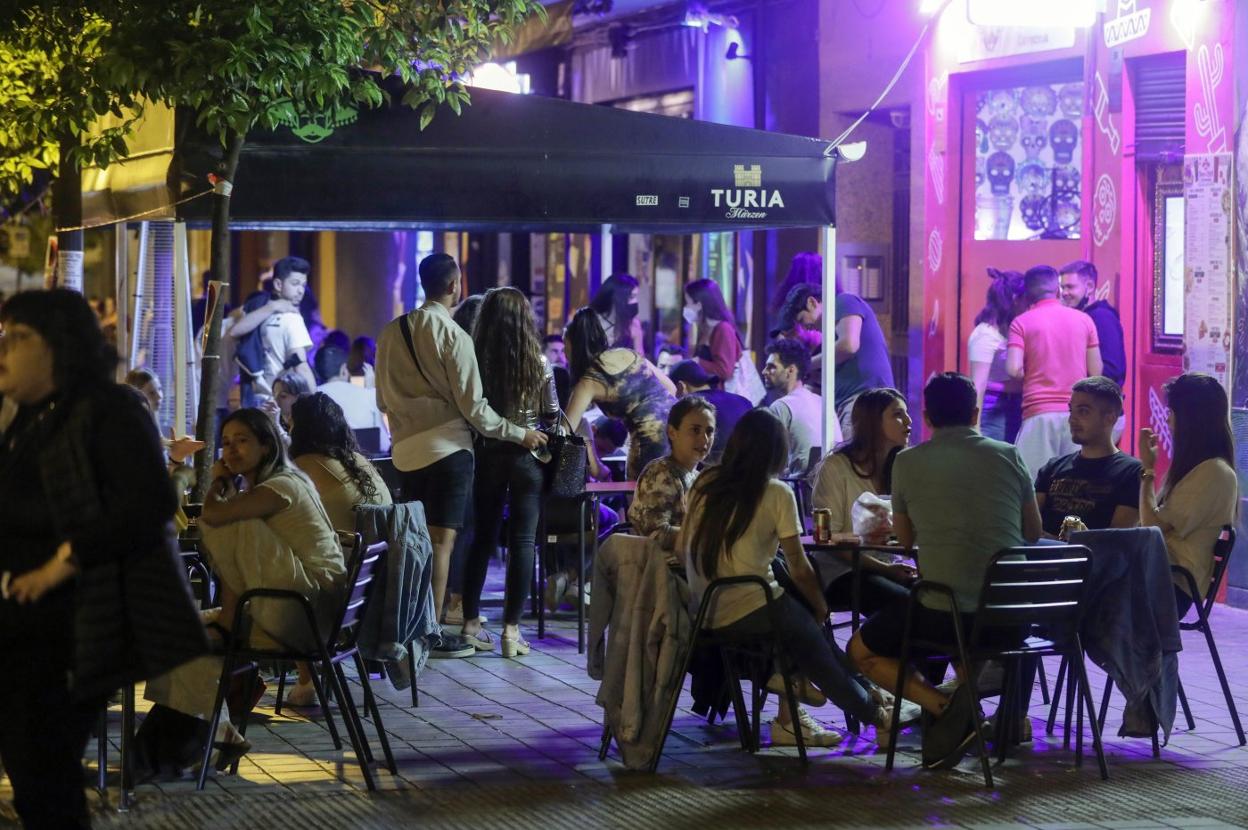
[975,155,987,191]
[1053,164,1080,197]
[1050,193,1081,237]
[1050,119,1079,164]
[1019,116,1048,159]
[1020,195,1051,232]
[1058,83,1084,118]
[1016,162,1050,198]
[976,91,988,116]
[1021,85,1058,118]
[986,89,1018,120]
[987,151,1016,196]
[989,116,1020,152]
[976,118,990,154]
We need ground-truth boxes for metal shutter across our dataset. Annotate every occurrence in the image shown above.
[1133,52,1185,161]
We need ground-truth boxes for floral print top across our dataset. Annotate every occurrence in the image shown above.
[628,456,698,551]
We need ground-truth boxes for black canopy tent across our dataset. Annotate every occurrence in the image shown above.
[84,85,850,440]
[85,86,838,233]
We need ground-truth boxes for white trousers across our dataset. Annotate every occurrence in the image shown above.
[1015,412,1078,481]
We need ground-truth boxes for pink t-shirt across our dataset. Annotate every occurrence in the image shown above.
[1007,299,1099,419]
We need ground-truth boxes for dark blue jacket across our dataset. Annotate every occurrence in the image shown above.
[1085,300,1126,387]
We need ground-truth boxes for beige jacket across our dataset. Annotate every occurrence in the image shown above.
[375,302,525,471]
[589,534,692,770]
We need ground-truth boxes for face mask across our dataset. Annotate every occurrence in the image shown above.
[682,305,699,325]
[626,301,640,318]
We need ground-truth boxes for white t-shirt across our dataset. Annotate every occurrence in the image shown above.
[685,478,804,628]
[256,311,313,399]
[318,379,391,451]
[967,323,1011,388]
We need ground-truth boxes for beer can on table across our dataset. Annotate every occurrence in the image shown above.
[813,509,833,544]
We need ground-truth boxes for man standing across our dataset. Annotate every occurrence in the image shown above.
[1034,377,1141,536]
[762,339,824,476]
[1007,265,1103,478]
[656,344,686,375]
[668,359,752,465]
[376,253,547,658]
[1059,260,1126,441]
[784,283,892,441]
[848,372,1042,769]
[543,334,568,370]
[314,346,391,453]
[228,256,318,403]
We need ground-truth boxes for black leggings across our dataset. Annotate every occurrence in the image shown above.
[462,440,544,626]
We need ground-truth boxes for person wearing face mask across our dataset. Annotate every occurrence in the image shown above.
[590,273,644,353]
[628,396,716,560]
[684,279,764,403]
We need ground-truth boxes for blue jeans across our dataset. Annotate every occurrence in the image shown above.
[980,390,1022,443]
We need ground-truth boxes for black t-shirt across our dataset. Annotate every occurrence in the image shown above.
[1035,450,1142,535]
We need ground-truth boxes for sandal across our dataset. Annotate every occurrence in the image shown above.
[501,634,531,658]
[461,627,496,652]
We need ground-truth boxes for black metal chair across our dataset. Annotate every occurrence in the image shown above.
[636,574,809,772]
[535,492,600,653]
[196,535,397,791]
[1063,525,1244,747]
[883,545,1106,788]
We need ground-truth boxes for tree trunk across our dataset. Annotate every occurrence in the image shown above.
[54,132,84,292]
[192,133,245,500]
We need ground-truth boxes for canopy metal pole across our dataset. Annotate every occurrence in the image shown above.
[599,224,612,283]
[173,221,191,438]
[819,224,837,450]
[129,222,149,370]
[114,223,130,381]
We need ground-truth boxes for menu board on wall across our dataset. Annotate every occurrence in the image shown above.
[1183,153,1234,389]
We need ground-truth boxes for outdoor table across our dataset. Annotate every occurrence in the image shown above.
[801,537,913,631]
[1066,527,1180,740]
[537,480,638,653]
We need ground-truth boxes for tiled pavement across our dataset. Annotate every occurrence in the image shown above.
[6,564,1248,829]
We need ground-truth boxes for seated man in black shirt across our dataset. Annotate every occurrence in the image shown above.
[1035,376,1141,535]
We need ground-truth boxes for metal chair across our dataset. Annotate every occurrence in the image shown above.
[1063,526,1244,747]
[196,535,397,791]
[636,574,809,772]
[883,545,1105,788]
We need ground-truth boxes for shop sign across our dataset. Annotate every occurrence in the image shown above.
[711,164,785,220]
[1103,1,1150,49]
[959,26,1075,63]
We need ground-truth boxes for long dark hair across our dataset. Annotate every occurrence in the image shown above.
[566,305,610,384]
[589,273,639,346]
[834,387,906,492]
[221,408,289,484]
[689,409,789,581]
[0,288,117,394]
[1161,373,1235,502]
[973,268,1024,336]
[771,251,821,312]
[685,278,734,325]
[474,287,545,417]
[288,392,380,503]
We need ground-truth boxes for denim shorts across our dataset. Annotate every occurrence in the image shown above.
[400,450,474,529]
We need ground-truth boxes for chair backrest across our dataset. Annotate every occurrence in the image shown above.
[326,533,387,653]
[972,545,1092,637]
[692,574,778,633]
[353,427,382,456]
[1197,525,1235,620]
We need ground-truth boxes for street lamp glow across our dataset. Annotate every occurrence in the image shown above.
[966,0,1097,27]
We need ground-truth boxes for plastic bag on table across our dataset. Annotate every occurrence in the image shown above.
[851,493,894,547]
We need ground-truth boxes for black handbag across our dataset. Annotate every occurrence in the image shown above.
[543,413,588,498]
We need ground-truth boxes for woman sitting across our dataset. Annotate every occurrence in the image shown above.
[565,306,677,480]
[287,393,392,704]
[1139,373,1238,617]
[141,409,345,774]
[459,287,560,658]
[682,409,893,748]
[811,388,918,613]
[628,396,716,561]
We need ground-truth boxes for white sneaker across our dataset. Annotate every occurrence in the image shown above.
[770,707,844,747]
[869,686,922,725]
[285,679,318,708]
